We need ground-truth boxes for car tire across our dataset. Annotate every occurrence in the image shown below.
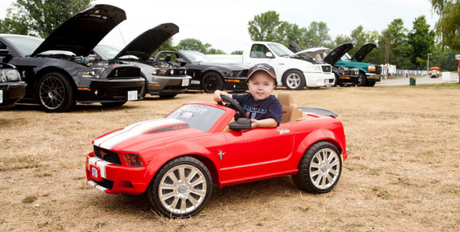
[292,141,342,194]
[148,156,213,218]
[37,72,75,112]
[101,101,127,107]
[357,72,367,86]
[140,83,148,98]
[332,73,339,87]
[159,94,177,99]
[202,71,224,93]
[366,81,376,87]
[283,70,305,90]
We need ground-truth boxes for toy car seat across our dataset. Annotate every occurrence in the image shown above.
[278,92,304,123]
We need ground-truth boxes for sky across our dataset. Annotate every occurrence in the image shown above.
[0,0,439,54]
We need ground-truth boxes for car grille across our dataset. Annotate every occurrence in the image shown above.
[322,65,331,73]
[91,178,114,190]
[94,146,122,165]
[107,67,141,78]
[375,65,382,74]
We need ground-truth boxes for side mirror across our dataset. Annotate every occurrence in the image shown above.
[228,118,252,131]
[266,52,274,58]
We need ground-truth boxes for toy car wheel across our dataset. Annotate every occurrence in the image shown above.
[202,71,224,93]
[292,141,342,193]
[37,72,75,112]
[357,72,367,86]
[148,156,213,218]
[283,70,305,90]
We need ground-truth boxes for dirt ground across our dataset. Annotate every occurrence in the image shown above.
[1,84,460,231]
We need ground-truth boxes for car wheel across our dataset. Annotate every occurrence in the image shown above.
[159,94,177,99]
[332,73,339,87]
[283,70,305,90]
[202,71,224,93]
[148,156,213,218]
[101,101,127,107]
[37,72,75,112]
[357,72,367,86]
[292,141,342,193]
[140,83,148,98]
[366,81,376,87]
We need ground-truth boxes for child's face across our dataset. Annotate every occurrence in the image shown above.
[247,71,276,101]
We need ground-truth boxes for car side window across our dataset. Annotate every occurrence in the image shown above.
[0,41,7,50]
[250,44,268,58]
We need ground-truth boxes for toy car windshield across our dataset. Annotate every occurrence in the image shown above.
[165,104,225,132]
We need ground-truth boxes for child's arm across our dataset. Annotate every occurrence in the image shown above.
[213,90,232,103]
[251,118,278,128]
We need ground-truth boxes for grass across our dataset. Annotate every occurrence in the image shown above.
[1,86,460,231]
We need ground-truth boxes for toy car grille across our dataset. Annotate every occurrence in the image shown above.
[94,146,122,165]
[91,178,114,190]
[321,65,331,73]
[107,67,141,78]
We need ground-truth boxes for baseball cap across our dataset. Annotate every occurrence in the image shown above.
[247,63,277,85]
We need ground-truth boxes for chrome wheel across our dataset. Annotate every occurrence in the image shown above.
[284,70,305,90]
[158,164,208,215]
[39,75,66,110]
[309,148,341,190]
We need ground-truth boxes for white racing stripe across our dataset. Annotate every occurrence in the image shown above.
[94,118,182,150]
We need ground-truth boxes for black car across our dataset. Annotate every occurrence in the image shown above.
[289,42,360,87]
[0,62,26,109]
[0,4,144,112]
[153,50,248,93]
[94,23,191,99]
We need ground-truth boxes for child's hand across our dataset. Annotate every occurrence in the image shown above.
[213,90,230,103]
[251,119,259,128]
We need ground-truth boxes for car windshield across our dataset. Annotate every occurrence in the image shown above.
[166,104,225,132]
[180,51,212,63]
[267,43,293,57]
[4,36,44,56]
[341,53,352,61]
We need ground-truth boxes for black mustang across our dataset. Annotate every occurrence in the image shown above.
[0,62,26,109]
[153,50,248,93]
[0,4,144,112]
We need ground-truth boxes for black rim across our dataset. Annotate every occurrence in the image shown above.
[39,75,66,110]
[203,74,221,92]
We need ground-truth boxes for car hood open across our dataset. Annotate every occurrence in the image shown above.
[114,23,179,61]
[31,4,126,57]
[352,43,376,62]
[324,43,353,65]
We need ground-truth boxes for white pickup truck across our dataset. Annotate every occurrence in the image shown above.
[208,41,335,90]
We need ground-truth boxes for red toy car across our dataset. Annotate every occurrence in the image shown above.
[86,92,347,218]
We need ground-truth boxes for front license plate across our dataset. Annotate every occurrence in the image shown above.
[0,90,3,104]
[91,167,98,179]
[182,79,190,87]
[127,90,138,101]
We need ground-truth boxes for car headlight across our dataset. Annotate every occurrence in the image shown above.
[122,153,143,167]
[226,71,242,77]
[0,69,21,82]
[368,65,376,72]
[153,69,166,76]
[82,67,105,78]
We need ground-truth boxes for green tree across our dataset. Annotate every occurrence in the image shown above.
[281,22,307,47]
[177,38,211,53]
[330,34,351,48]
[301,21,331,48]
[347,25,381,64]
[0,0,93,38]
[248,11,285,42]
[407,16,435,69]
[380,19,411,69]
[231,50,243,55]
[431,0,460,50]
[206,48,226,54]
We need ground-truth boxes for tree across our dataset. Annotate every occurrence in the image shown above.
[0,0,93,38]
[248,11,285,42]
[330,34,351,48]
[431,0,460,50]
[281,22,306,47]
[380,19,411,69]
[206,48,226,55]
[407,16,435,69]
[177,38,211,53]
[231,50,243,55]
[301,21,331,48]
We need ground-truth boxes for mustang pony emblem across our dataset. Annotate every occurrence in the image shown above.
[100,150,107,158]
[217,150,225,160]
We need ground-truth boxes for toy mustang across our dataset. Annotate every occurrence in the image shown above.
[86,93,347,218]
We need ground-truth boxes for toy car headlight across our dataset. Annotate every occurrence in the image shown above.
[122,153,143,167]
[368,65,376,72]
[82,67,105,78]
[0,69,21,82]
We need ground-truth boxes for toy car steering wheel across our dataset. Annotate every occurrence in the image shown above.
[218,95,247,120]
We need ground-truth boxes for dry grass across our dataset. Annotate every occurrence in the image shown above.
[1,84,460,231]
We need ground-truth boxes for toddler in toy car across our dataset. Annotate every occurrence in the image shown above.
[214,63,282,128]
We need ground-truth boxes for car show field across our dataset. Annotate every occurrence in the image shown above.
[1,84,460,231]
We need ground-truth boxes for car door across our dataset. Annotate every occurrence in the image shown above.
[219,123,293,185]
[244,44,279,72]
